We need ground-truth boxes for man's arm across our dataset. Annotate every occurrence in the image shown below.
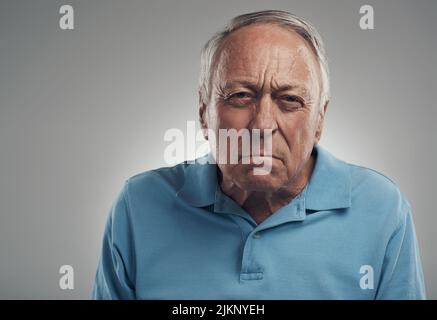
[376,203,426,299]
[92,182,136,299]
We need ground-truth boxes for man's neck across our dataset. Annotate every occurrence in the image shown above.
[220,154,316,225]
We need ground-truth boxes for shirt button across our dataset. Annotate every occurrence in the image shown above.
[253,232,261,239]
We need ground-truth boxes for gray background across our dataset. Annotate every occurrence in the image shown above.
[0,0,436,299]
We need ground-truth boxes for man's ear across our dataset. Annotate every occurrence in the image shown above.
[315,100,329,143]
[198,92,208,140]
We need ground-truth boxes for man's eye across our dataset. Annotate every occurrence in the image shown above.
[279,95,304,109]
[231,92,252,98]
[228,92,253,100]
[281,95,301,103]
[226,92,254,107]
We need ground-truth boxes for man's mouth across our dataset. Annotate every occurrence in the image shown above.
[239,154,282,163]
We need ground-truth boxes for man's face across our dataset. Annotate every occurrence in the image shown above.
[200,23,326,192]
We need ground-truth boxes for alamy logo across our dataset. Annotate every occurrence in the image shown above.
[59,265,74,290]
[163,121,273,175]
[359,265,374,290]
[59,5,74,30]
[359,5,374,30]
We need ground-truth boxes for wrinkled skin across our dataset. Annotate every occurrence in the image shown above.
[199,23,328,224]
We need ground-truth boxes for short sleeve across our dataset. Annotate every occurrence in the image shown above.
[376,203,426,299]
[92,181,136,299]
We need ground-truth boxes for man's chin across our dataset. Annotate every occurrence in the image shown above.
[237,171,284,192]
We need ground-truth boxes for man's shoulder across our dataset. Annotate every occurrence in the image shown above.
[347,162,403,196]
[345,161,411,219]
[125,161,192,194]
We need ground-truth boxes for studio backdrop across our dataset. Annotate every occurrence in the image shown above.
[0,0,436,299]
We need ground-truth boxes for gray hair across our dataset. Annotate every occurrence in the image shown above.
[199,10,330,110]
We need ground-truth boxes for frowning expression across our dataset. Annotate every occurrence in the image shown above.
[200,23,326,192]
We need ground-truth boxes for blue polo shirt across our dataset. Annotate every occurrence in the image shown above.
[92,144,426,299]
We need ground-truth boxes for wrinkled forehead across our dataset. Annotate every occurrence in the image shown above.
[213,24,321,90]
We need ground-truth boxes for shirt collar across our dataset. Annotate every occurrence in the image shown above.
[176,153,218,207]
[305,144,352,211]
[176,144,351,212]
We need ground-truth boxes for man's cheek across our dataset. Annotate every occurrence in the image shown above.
[220,111,251,128]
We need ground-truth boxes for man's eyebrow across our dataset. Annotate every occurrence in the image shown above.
[223,80,259,92]
[272,84,310,96]
[223,81,310,96]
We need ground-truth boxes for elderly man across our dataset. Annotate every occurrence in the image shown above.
[92,10,426,299]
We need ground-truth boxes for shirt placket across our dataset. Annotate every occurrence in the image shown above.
[213,185,307,283]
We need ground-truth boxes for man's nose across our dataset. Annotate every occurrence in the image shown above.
[249,94,278,135]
